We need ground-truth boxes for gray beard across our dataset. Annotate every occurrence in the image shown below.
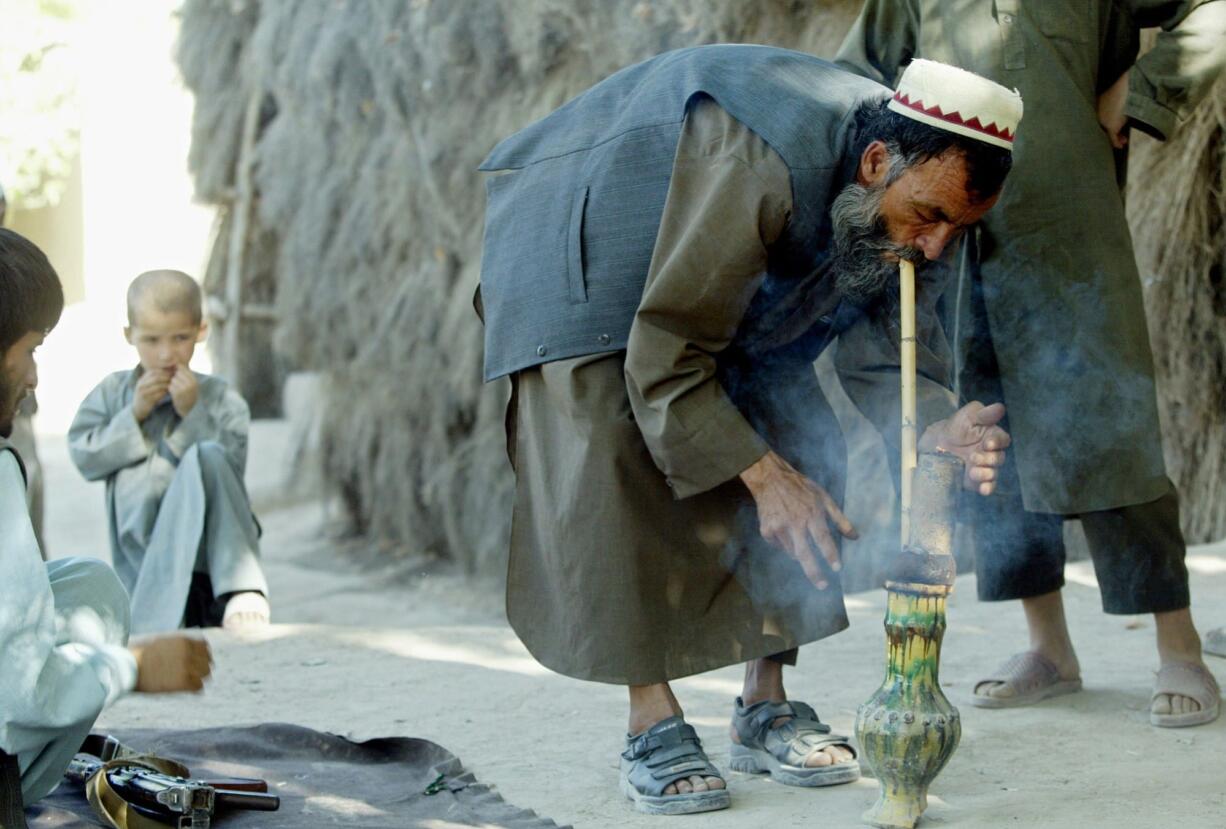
[828,181,927,305]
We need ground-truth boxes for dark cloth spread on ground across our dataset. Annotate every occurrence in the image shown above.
[29,723,569,828]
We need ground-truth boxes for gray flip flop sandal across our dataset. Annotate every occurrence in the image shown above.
[971,651,1082,709]
[1151,661,1221,728]
[619,716,730,815]
[1203,627,1226,659]
[728,697,860,787]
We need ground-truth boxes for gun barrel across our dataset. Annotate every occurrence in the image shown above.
[215,789,280,812]
[64,754,103,786]
[197,776,269,793]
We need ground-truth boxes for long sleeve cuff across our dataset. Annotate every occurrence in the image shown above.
[1125,90,1176,141]
[82,643,139,705]
[163,405,219,458]
[657,395,771,499]
[917,383,957,436]
[112,406,148,455]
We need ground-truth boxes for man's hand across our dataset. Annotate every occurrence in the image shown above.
[919,401,1011,495]
[131,369,171,422]
[740,450,859,590]
[169,365,199,418]
[130,633,212,693]
[1097,70,1130,149]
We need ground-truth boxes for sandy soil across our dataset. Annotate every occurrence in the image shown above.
[38,424,1226,828]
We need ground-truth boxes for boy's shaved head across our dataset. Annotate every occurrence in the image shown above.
[127,270,202,326]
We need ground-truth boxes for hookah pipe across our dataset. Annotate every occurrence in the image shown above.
[855,260,964,829]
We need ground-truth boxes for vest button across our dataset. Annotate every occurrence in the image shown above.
[597,333,611,345]
[536,345,548,357]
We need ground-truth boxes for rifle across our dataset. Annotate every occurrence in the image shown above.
[64,752,279,829]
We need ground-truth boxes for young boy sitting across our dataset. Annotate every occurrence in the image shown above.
[0,229,212,807]
[68,269,270,633]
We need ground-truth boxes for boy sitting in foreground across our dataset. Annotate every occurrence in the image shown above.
[68,269,270,633]
[0,228,211,805]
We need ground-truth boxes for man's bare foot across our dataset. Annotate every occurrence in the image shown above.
[222,591,270,630]
[733,659,854,767]
[628,683,724,795]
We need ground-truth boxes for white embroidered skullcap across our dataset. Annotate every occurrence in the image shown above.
[888,59,1023,151]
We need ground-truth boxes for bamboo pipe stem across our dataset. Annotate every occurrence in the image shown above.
[900,260,917,547]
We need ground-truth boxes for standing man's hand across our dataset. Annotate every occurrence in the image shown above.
[920,401,1011,495]
[132,369,171,422]
[1097,70,1130,149]
[130,633,213,693]
[740,450,859,590]
[169,365,199,418]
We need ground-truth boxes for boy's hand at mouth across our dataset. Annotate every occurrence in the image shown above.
[169,364,199,417]
[132,369,172,422]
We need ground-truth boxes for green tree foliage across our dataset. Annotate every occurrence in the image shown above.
[0,0,81,209]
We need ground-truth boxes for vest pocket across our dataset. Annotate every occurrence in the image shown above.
[567,185,590,304]
[1032,0,1091,43]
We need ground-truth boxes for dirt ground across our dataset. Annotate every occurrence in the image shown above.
[38,423,1226,828]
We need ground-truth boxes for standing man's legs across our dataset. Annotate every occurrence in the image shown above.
[962,262,1082,701]
[1080,486,1215,723]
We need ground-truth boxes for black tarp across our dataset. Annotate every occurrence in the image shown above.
[30,723,568,828]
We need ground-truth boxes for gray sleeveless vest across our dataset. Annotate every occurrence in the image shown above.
[478,44,888,381]
[0,434,27,486]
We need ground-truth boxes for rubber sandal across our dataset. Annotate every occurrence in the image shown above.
[728,697,860,787]
[619,716,730,815]
[971,651,1082,709]
[1151,662,1221,728]
[1203,627,1226,659]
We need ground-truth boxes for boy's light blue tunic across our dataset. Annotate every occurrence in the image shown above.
[0,438,137,803]
[68,369,268,634]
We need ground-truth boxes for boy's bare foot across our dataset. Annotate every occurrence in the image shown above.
[222,591,270,630]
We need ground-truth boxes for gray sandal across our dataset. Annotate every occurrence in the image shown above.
[1151,662,1221,728]
[729,697,860,787]
[971,651,1082,709]
[1204,627,1226,659]
[619,716,731,815]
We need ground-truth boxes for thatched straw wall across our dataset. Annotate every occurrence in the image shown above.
[176,1,1226,584]
[176,0,864,573]
[1128,78,1226,544]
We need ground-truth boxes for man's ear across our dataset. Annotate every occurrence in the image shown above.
[857,140,891,187]
[124,326,133,345]
[196,320,209,343]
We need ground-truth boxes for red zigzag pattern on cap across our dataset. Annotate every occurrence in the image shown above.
[893,91,1015,143]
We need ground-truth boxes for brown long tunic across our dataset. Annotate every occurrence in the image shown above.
[506,100,955,684]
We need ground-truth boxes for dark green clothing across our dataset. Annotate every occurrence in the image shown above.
[506,100,955,684]
[837,0,1226,515]
[962,256,1190,614]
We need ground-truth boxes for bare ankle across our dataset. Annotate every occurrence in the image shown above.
[1155,608,1203,665]
[741,659,785,706]
[628,684,682,735]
